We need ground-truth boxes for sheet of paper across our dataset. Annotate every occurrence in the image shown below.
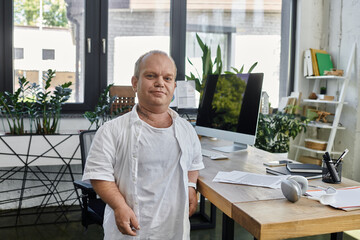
[177,80,196,109]
[307,186,360,211]
[213,170,290,189]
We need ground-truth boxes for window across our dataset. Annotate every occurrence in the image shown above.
[13,0,85,104]
[42,49,55,60]
[107,0,171,86]
[0,0,296,112]
[14,47,23,59]
[186,1,283,107]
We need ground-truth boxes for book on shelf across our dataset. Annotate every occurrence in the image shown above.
[316,52,334,76]
[266,166,322,179]
[304,49,314,76]
[310,48,328,76]
[286,163,322,173]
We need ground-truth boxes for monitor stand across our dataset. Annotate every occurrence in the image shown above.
[212,142,248,153]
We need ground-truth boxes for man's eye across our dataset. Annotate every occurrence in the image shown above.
[165,77,173,81]
[146,74,154,78]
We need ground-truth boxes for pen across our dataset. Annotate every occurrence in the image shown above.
[335,148,349,166]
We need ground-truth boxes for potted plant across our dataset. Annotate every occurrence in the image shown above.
[186,33,258,94]
[84,84,132,130]
[0,69,72,134]
[255,110,309,153]
[186,33,223,93]
[0,70,79,221]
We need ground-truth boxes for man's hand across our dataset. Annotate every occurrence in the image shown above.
[188,187,198,217]
[91,180,140,236]
[113,203,140,236]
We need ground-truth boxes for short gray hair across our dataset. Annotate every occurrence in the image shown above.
[133,50,177,79]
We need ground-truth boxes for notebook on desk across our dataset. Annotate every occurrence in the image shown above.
[286,163,322,173]
[266,166,322,179]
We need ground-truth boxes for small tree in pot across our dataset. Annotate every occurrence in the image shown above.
[255,109,309,153]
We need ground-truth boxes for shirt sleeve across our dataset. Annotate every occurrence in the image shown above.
[82,123,116,182]
[188,123,205,171]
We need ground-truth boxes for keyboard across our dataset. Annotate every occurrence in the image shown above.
[201,149,228,160]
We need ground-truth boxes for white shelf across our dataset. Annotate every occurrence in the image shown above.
[306,75,346,80]
[294,44,355,161]
[303,99,347,104]
[307,122,345,130]
[293,145,342,155]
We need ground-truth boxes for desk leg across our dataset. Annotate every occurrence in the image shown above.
[222,213,234,240]
[331,232,343,240]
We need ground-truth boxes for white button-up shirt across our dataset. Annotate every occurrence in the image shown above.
[83,105,204,240]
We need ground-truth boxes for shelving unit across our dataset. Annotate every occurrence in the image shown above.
[294,44,355,161]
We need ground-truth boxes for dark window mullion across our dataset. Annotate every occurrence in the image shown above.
[0,0,13,93]
[63,0,102,112]
[170,0,186,81]
[99,0,108,91]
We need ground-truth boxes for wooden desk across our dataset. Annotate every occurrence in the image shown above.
[198,137,360,240]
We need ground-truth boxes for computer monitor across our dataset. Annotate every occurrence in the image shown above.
[195,73,264,152]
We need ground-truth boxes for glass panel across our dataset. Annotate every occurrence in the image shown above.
[13,0,85,103]
[186,0,282,107]
[108,0,171,86]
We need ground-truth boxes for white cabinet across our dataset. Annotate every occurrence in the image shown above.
[294,45,355,160]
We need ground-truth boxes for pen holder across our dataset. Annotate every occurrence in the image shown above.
[322,160,342,184]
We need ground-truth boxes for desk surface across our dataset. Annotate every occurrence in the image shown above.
[198,137,360,240]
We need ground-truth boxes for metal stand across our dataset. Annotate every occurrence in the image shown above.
[331,232,343,240]
[222,213,234,240]
[0,134,82,227]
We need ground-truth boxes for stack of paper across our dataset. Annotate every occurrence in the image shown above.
[213,171,289,189]
[307,186,360,211]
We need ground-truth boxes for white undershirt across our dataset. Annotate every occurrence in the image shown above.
[137,120,184,239]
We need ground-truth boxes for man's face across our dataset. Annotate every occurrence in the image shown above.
[132,53,177,110]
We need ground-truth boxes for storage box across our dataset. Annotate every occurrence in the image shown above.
[299,155,322,166]
[304,139,327,151]
[323,95,335,101]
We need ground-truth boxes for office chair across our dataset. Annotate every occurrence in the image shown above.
[74,130,105,228]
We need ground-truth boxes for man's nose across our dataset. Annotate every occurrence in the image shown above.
[154,77,165,87]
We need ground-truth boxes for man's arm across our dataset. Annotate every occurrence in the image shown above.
[91,180,140,236]
[188,170,199,216]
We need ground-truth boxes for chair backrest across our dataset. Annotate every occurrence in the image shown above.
[109,85,135,114]
[79,130,97,172]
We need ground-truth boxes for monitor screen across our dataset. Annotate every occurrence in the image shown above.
[195,73,264,152]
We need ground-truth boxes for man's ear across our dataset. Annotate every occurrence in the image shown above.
[131,76,138,92]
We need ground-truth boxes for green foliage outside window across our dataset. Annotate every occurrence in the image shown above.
[14,0,68,27]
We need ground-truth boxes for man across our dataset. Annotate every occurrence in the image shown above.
[82,50,204,239]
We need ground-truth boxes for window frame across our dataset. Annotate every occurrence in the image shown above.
[0,0,296,113]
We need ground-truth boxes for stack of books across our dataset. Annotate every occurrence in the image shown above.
[304,48,334,76]
[266,163,322,179]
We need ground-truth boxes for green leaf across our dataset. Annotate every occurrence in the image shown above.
[248,62,258,73]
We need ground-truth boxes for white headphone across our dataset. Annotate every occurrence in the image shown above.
[281,176,308,203]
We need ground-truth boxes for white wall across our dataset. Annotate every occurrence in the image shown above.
[292,0,360,181]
